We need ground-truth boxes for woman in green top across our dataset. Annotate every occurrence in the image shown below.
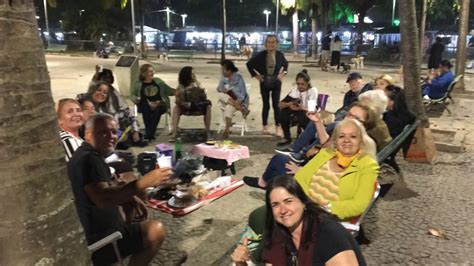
[132,64,176,141]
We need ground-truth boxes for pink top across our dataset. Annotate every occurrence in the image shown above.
[191,143,250,165]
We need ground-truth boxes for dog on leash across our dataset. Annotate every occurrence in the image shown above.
[350,56,365,69]
[339,63,351,74]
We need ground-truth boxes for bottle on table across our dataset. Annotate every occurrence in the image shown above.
[174,137,182,163]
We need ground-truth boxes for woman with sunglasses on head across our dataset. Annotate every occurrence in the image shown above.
[86,81,145,148]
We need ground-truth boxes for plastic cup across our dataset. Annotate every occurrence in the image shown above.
[157,156,172,168]
[307,99,317,112]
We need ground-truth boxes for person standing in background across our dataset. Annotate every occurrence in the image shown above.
[247,35,288,136]
[428,37,445,71]
[320,31,332,71]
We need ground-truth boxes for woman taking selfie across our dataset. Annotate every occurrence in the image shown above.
[232,175,366,265]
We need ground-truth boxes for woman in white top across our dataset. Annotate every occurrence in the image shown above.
[330,35,342,70]
[277,69,318,146]
[57,98,84,161]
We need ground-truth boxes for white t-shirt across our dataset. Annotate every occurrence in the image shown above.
[288,87,318,109]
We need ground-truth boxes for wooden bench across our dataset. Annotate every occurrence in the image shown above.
[166,49,195,61]
[45,44,68,53]
[424,74,463,115]
[376,120,420,174]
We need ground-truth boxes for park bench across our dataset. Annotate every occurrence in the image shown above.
[45,44,68,53]
[424,74,463,115]
[341,120,420,239]
[166,49,195,61]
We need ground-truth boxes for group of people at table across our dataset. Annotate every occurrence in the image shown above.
[55,34,455,265]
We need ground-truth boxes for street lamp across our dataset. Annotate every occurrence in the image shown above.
[181,14,188,28]
[79,9,85,16]
[263,9,271,29]
[275,0,280,35]
[42,0,50,45]
[152,7,177,32]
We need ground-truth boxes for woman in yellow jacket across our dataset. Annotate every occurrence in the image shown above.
[294,117,379,220]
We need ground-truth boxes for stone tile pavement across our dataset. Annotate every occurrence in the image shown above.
[45,55,474,265]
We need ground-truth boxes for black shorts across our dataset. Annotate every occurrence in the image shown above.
[91,223,144,266]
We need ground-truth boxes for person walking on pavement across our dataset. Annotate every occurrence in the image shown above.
[428,37,445,71]
[321,31,332,71]
[247,35,289,136]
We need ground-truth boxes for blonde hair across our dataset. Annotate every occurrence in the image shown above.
[358,90,388,117]
[330,118,377,160]
[57,98,81,118]
[374,74,394,86]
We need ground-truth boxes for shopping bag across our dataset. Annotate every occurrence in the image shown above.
[405,127,438,163]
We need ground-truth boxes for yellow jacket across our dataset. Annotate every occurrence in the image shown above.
[295,148,379,220]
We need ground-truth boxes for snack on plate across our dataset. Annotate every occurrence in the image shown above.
[192,184,209,199]
[227,143,241,149]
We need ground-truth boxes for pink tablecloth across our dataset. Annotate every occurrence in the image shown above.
[191,143,250,165]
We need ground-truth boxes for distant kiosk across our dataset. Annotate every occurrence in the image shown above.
[114,55,139,97]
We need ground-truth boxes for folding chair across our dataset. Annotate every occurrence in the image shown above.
[87,231,124,265]
[217,84,250,136]
[340,181,381,236]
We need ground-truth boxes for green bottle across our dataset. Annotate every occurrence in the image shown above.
[174,137,182,162]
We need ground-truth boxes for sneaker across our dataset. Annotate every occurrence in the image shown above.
[289,151,305,164]
[275,147,294,156]
[276,139,292,147]
[243,176,265,190]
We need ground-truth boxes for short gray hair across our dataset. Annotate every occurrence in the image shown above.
[358,90,388,117]
[85,113,114,130]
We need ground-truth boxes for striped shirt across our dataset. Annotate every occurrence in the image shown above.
[59,129,83,162]
[308,161,342,205]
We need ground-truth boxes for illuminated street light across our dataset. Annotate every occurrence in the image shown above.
[276,0,280,34]
[263,9,271,29]
[42,0,50,45]
[181,14,188,28]
[79,9,85,16]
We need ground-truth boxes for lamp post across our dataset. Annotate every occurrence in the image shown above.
[263,9,271,29]
[275,0,280,35]
[42,0,50,46]
[130,0,138,55]
[79,9,85,16]
[392,0,396,25]
[181,14,188,28]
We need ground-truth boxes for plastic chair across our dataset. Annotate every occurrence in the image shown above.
[87,231,124,265]
[217,84,250,136]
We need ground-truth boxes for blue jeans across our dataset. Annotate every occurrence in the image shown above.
[262,154,291,183]
[290,122,338,152]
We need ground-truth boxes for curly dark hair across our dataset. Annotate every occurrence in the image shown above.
[178,66,194,87]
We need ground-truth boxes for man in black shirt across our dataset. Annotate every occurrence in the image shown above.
[68,113,172,265]
[335,72,372,120]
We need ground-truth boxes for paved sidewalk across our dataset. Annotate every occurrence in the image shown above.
[46,55,474,265]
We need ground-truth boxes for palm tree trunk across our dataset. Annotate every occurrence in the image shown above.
[0,1,89,264]
[455,0,470,80]
[292,10,299,56]
[398,0,428,127]
[221,0,226,61]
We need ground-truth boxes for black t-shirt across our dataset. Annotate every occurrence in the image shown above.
[263,217,366,265]
[67,143,124,244]
[140,80,162,103]
[313,218,366,265]
[322,36,331,50]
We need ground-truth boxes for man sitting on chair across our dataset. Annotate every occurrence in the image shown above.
[68,113,172,265]
[422,59,454,100]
